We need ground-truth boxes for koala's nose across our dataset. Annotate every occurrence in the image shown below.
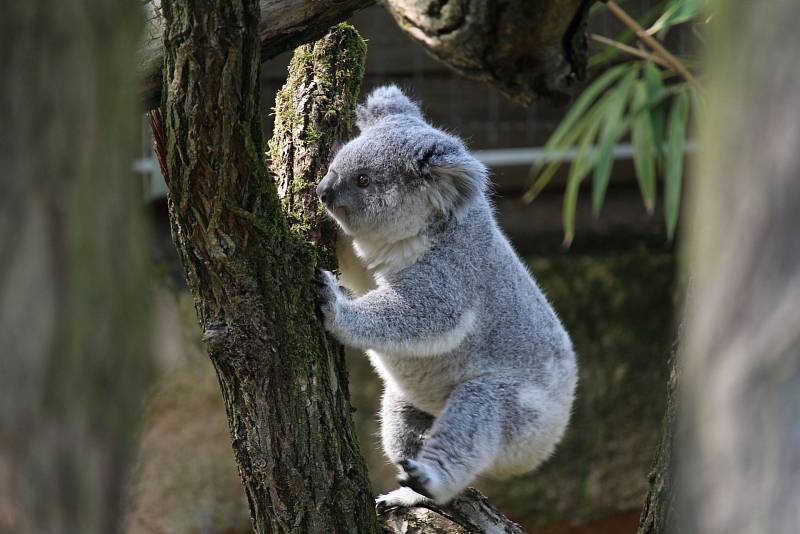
[316,173,335,206]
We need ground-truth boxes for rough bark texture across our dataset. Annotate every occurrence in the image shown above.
[677,1,800,533]
[161,4,378,532]
[380,0,591,104]
[379,488,526,533]
[637,346,678,534]
[141,0,374,108]
[0,2,152,532]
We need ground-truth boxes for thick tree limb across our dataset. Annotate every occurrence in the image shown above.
[381,0,591,104]
[141,0,374,108]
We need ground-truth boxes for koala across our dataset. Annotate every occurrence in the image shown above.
[315,85,577,509]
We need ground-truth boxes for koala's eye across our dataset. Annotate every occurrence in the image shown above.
[356,174,370,188]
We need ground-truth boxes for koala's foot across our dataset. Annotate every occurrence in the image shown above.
[375,486,430,513]
[398,458,459,504]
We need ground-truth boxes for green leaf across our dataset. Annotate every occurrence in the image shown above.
[592,67,638,216]
[535,64,629,164]
[523,66,631,203]
[649,0,707,36]
[524,92,614,203]
[563,103,606,246]
[644,63,667,165]
[632,81,657,213]
[664,89,689,240]
[688,84,707,128]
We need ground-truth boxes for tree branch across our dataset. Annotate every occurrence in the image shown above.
[381,0,592,104]
[140,0,374,109]
[379,488,526,533]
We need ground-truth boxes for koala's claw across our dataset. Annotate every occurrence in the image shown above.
[376,486,431,513]
[375,498,393,514]
[397,459,434,499]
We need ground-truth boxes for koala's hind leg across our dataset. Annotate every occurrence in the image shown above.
[377,387,435,511]
[380,386,434,463]
[398,379,508,504]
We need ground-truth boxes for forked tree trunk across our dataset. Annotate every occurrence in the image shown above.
[160,2,378,531]
[161,2,527,531]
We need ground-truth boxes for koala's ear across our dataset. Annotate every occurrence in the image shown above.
[417,142,488,214]
[356,85,422,130]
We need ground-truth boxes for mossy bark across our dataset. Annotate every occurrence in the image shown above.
[141,0,374,108]
[161,3,378,531]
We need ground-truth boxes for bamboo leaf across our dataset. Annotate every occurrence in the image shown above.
[523,89,617,203]
[564,106,605,247]
[632,81,657,213]
[649,0,707,36]
[533,64,630,168]
[592,67,638,216]
[688,84,707,128]
[644,62,667,165]
[665,89,689,240]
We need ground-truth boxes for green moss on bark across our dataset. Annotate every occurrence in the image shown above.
[161,4,377,532]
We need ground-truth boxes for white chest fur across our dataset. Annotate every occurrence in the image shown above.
[352,233,431,277]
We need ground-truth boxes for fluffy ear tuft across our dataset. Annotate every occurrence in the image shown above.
[417,142,488,214]
[356,85,422,130]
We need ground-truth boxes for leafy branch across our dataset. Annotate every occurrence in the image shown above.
[525,0,709,245]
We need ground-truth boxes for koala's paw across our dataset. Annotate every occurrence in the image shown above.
[375,486,430,514]
[314,269,341,324]
[398,459,455,504]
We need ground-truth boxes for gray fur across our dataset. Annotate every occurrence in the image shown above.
[315,85,577,506]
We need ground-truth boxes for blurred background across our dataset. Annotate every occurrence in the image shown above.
[127,3,682,533]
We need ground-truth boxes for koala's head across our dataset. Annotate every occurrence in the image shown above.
[316,85,487,240]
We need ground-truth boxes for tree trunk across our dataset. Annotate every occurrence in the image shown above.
[677,2,800,533]
[637,347,678,534]
[141,0,374,108]
[160,3,379,531]
[0,2,152,533]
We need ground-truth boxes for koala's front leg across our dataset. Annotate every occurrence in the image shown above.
[315,268,474,356]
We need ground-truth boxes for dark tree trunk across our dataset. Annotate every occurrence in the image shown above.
[676,2,800,533]
[160,3,379,531]
[637,348,678,534]
[0,2,152,533]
